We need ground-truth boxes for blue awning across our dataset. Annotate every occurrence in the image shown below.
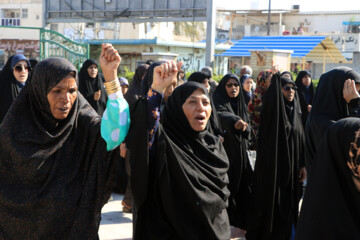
[217,36,348,63]
[343,21,360,25]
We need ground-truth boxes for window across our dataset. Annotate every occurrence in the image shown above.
[1,9,20,26]
[1,18,20,26]
[4,9,20,18]
[50,24,58,32]
[22,9,28,18]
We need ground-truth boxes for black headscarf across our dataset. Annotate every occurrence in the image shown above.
[124,64,148,106]
[188,71,210,84]
[281,76,297,122]
[281,71,294,80]
[213,73,253,229]
[246,73,305,240]
[78,59,107,116]
[0,55,31,124]
[295,70,314,127]
[240,74,253,106]
[305,66,360,175]
[0,58,117,239]
[295,118,360,240]
[127,82,230,240]
[188,71,223,136]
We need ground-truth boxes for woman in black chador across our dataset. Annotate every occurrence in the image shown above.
[246,74,306,240]
[78,59,107,116]
[295,70,314,127]
[212,73,253,231]
[127,61,231,240]
[295,118,360,240]
[305,67,360,175]
[0,54,31,123]
[124,63,149,106]
[0,44,129,239]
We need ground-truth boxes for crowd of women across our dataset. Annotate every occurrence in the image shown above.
[0,44,359,240]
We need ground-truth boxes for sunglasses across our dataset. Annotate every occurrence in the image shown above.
[13,65,30,72]
[283,86,297,91]
[226,83,239,88]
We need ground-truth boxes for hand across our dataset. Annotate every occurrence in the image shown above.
[151,61,183,94]
[307,104,312,112]
[234,119,248,132]
[120,143,127,158]
[94,90,101,101]
[99,43,121,82]
[271,62,279,74]
[299,167,307,183]
[343,79,360,103]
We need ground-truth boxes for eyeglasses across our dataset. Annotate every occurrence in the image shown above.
[226,83,239,88]
[283,86,297,91]
[13,65,30,72]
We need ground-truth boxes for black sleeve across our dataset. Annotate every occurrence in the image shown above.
[348,97,360,117]
[126,98,150,210]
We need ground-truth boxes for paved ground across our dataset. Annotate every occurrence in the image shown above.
[99,194,133,240]
[99,193,245,240]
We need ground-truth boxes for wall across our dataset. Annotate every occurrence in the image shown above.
[59,22,181,41]
[250,50,292,79]
[228,11,360,39]
[90,43,227,73]
[0,0,42,39]
[281,12,360,34]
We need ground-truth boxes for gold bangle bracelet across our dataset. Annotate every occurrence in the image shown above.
[104,79,121,95]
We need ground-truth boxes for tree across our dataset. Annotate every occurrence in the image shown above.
[173,21,205,41]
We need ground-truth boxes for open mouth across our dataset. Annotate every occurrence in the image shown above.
[195,115,206,123]
[58,107,69,113]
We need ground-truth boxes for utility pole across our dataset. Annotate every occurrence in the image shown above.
[205,0,216,67]
[267,0,271,35]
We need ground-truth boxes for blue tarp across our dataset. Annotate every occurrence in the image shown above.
[217,36,327,58]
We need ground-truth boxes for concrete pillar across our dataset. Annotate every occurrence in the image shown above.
[205,0,216,67]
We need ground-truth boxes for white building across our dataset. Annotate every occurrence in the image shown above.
[0,0,42,64]
[216,8,360,78]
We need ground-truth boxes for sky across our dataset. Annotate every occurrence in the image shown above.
[217,0,360,12]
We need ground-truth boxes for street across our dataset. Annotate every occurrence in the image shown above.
[99,194,133,240]
[99,193,246,240]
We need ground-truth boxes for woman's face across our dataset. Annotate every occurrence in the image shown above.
[12,60,29,83]
[121,85,129,95]
[302,74,311,87]
[182,88,211,132]
[87,64,98,78]
[202,78,211,92]
[225,78,240,98]
[47,73,78,120]
[243,77,254,93]
[282,83,295,102]
[179,72,185,80]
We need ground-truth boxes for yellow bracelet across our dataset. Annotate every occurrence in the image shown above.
[104,79,121,95]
